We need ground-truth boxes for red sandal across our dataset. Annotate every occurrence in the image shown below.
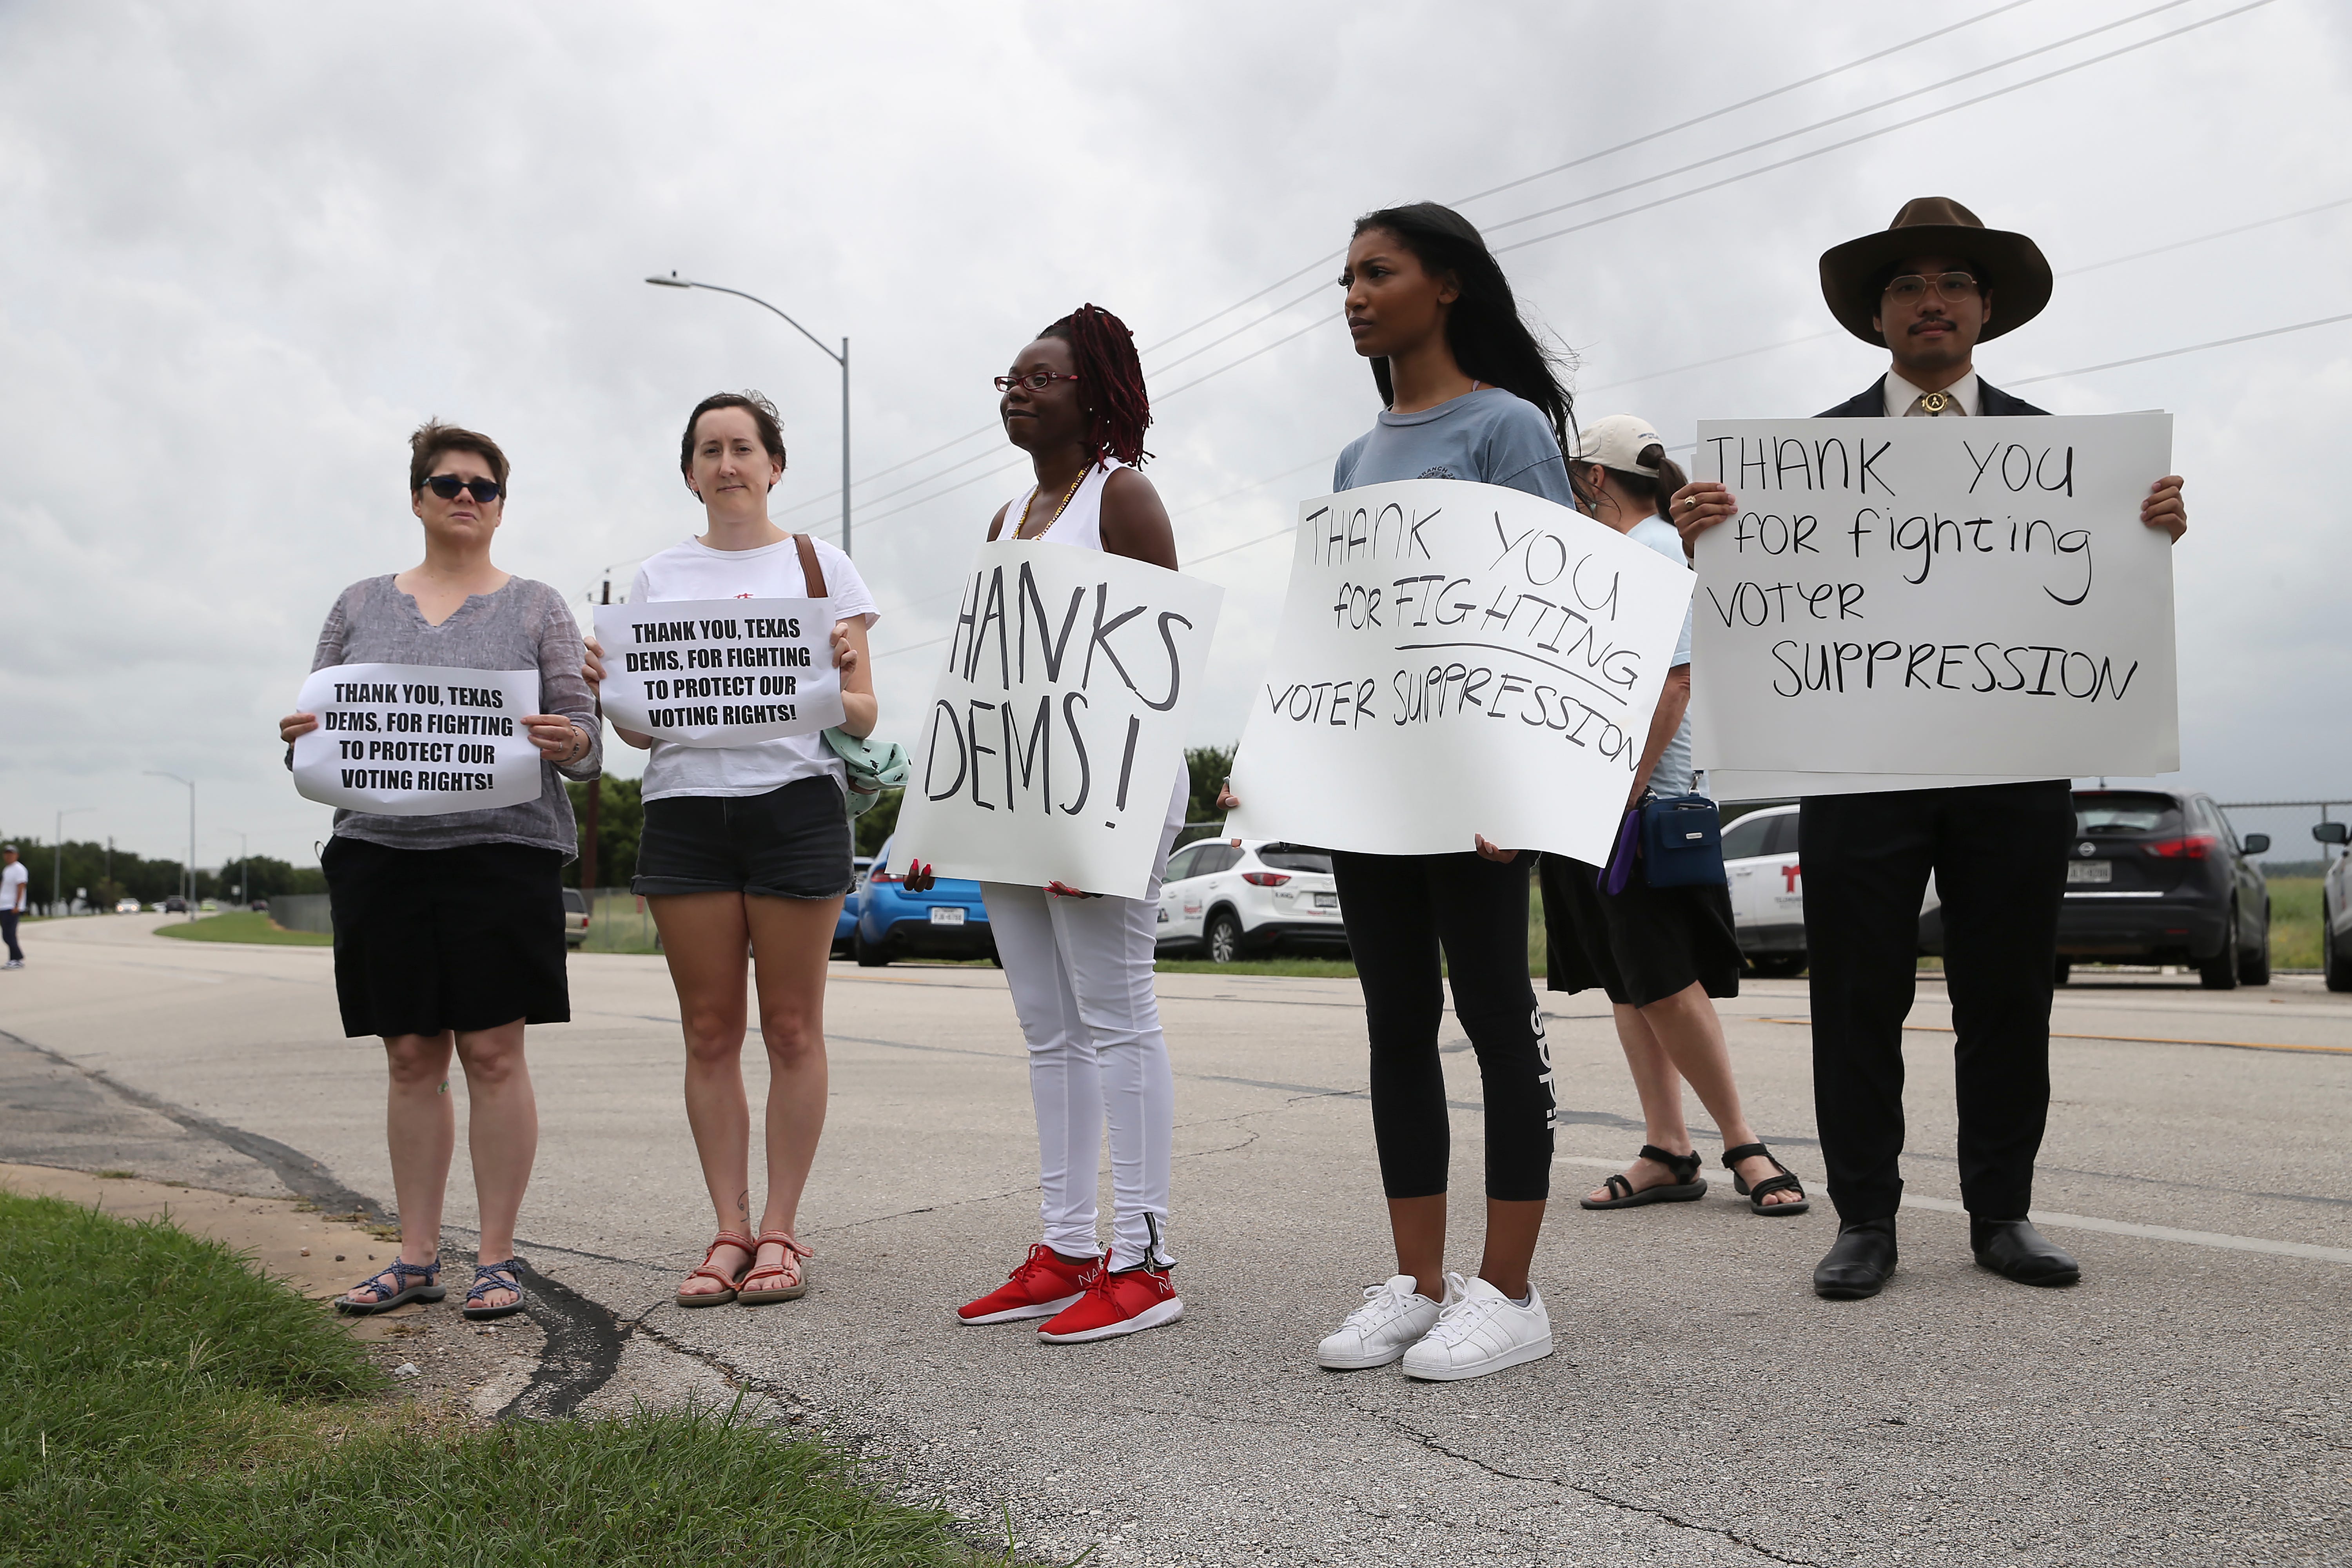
[675,1230,755,1307]
[737,1230,813,1306]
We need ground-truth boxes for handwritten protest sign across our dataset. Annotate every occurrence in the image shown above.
[291,663,543,815]
[592,598,842,746]
[1687,413,2177,778]
[1224,479,1693,864]
[889,541,1222,900]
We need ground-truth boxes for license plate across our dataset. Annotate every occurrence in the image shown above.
[929,906,967,926]
[1314,892,1338,909]
[2067,861,2112,885]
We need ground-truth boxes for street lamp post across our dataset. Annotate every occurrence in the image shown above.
[644,272,851,556]
[146,772,196,917]
[53,807,93,917]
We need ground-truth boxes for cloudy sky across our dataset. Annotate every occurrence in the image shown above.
[4,0,2347,871]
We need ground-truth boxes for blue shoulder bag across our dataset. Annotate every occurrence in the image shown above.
[1601,791,1726,893]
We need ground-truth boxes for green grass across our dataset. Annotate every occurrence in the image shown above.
[2268,876,2321,970]
[0,1192,1032,1566]
[154,911,332,947]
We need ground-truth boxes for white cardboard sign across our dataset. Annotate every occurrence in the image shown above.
[292,663,544,815]
[889,540,1223,900]
[1224,479,1694,864]
[592,598,842,746]
[1688,413,2178,779]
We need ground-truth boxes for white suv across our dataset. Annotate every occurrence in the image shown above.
[1156,838,1347,962]
[1719,801,1944,976]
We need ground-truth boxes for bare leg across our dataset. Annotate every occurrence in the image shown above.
[1387,1194,1448,1301]
[355,1031,456,1302]
[650,891,757,1293]
[1589,1002,1699,1202]
[743,895,843,1276]
[452,1017,536,1307]
[1636,981,1798,1205]
[1477,1198,1549,1300]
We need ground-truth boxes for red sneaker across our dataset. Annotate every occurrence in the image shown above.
[956,1244,1102,1325]
[1036,1263,1183,1343]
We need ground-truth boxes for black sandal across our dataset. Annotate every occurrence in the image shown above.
[1722,1142,1810,1216]
[1580,1145,1709,1209]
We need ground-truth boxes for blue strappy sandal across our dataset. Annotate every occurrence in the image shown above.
[334,1256,445,1315]
[463,1258,528,1321]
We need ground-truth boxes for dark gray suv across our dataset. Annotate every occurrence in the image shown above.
[2052,789,2269,989]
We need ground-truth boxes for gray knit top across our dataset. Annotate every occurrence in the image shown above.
[308,575,602,857]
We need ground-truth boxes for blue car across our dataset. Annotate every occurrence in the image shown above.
[830,856,873,958]
[854,836,996,967]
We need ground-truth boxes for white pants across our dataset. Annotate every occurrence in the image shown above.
[982,776,1184,1272]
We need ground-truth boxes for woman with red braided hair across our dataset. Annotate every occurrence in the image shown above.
[908,305,1189,1344]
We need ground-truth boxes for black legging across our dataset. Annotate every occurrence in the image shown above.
[1330,850,1555,1201]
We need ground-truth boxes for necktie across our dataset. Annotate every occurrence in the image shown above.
[1904,390,1964,417]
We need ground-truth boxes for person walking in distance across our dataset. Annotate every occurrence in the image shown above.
[906,306,1191,1345]
[586,392,878,1311]
[1221,204,1572,1381]
[1541,415,1807,1220]
[0,846,25,967]
[1671,198,2187,1299]
[281,420,603,1321]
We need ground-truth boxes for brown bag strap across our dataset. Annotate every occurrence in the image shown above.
[793,533,828,598]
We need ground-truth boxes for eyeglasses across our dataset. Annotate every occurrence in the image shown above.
[993,371,1082,393]
[423,474,503,503]
[1883,272,1981,305]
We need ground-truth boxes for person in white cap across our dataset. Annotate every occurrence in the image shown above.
[1537,416,1809,1220]
[0,846,25,967]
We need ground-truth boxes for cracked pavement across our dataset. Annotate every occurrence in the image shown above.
[3,913,2348,1565]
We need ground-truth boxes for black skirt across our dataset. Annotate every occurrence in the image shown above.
[322,835,570,1039]
[1537,852,1741,1009]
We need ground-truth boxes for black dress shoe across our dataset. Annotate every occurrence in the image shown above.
[1971,1218,2080,1287]
[1812,1217,1897,1299]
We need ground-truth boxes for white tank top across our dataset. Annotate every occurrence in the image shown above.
[1000,459,1126,553]
[992,456,1185,835]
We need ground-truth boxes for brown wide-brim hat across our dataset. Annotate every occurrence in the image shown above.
[1818,196,2052,345]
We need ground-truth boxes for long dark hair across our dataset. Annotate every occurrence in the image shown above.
[1039,304,1152,468]
[1353,202,1577,463]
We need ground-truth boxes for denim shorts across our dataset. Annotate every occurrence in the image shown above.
[632,775,853,900]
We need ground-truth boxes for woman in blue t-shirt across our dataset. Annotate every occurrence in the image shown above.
[1222,203,1574,1382]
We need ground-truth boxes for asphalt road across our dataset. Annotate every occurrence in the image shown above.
[4,913,2347,1566]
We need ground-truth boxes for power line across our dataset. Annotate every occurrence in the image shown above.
[1483,0,2201,239]
[1493,0,2277,256]
[1141,0,2044,358]
[1571,190,2352,402]
[1451,0,2045,208]
[2007,310,2352,385]
[762,1,2277,556]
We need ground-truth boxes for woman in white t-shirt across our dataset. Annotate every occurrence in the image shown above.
[595,390,878,1309]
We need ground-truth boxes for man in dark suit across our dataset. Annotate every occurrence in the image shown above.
[1673,198,2187,1299]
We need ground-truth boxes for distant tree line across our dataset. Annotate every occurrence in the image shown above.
[0,836,327,909]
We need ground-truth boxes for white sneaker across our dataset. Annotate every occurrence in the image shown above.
[1400,1274,1553,1382]
[1316,1273,1449,1369]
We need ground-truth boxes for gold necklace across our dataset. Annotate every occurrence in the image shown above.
[1016,470,1087,540]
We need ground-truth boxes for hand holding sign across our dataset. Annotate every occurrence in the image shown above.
[1686,412,2178,779]
[289,663,547,815]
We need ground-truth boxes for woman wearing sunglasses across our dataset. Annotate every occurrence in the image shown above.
[907,306,1190,1345]
[595,391,877,1310]
[280,421,601,1323]
[1219,205,1575,1381]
